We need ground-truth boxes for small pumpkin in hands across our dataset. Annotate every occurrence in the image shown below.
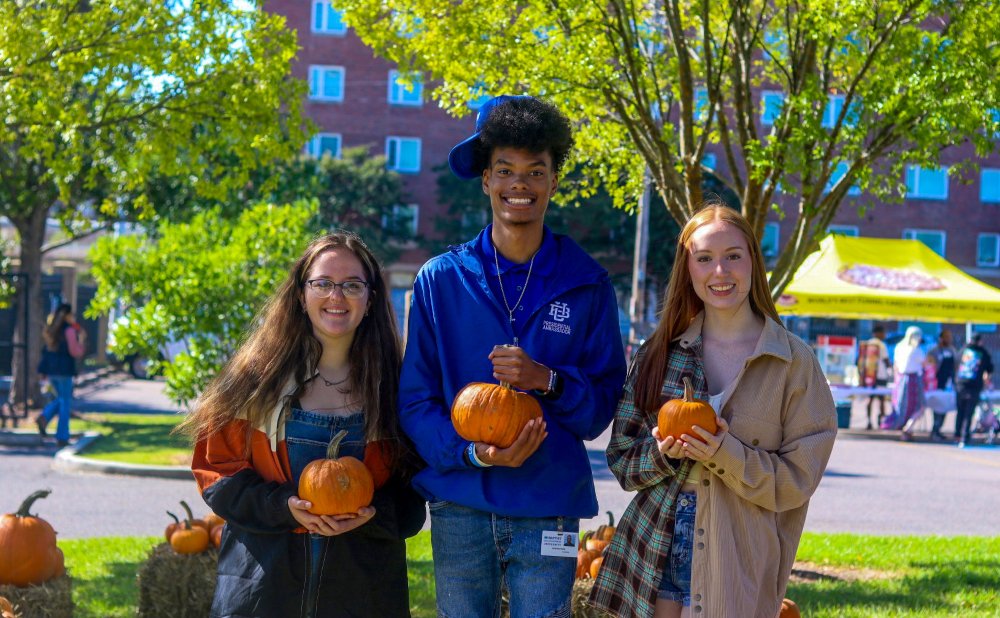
[657,377,718,441]
[779,598,801,618]
[298,429,374,516]
[451,381,541,448]
[0,489,64,586]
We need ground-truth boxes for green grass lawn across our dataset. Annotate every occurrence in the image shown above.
[70,413,192,466]
[57,532,1000,617]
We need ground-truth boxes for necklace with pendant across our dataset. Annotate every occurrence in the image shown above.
[494,242,536,347]
[315,371,349,387]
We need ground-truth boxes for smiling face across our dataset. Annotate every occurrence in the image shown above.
[482,146,558,231]
[686,220,754,317]
[301,249,370,348]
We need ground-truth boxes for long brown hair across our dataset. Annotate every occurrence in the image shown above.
[179,231,413,473]
[42,303,74,352]
[633,205,782,413]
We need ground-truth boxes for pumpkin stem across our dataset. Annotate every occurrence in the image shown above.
[166,511,180,525]
[682,376,694,403]
[179,500,195,524]
[15,489,51,518]
[606,510,615,527]
[580,530,593,544]
[326,429,348,459]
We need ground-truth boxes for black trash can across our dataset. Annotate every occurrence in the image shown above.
[835,401,852,429]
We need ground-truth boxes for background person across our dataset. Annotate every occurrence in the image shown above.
[589,205,837,618]
[883,326,926,441]
[926,330,958,442]
[400,95,627,617]
[183,232,425,617]
[35,303,86,448]
[954,333,994,447]
[858,324,893,430]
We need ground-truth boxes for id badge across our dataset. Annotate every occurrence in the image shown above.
[540,519,577,558]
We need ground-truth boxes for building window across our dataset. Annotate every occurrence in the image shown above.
[903,229,946,256]
[694,87,709,121]
[701,153,717,171]
[308,65,345,102]
[827,224,859,236]
[824,161,861,196]
[978,234,1000,267]
[386,137,421,173]
[384,204,419,236]
[981,168,1000,203]
[822,95,845,129]
[306,133,341,159]
[761,222,780,258]
[905,165,948,200]
[387,70,423,106]
[760,91,784,126]
[311,1,346,35]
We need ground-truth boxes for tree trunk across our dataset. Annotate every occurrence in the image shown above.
[8,208,49,416]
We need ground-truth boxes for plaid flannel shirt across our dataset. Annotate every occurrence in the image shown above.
[588,328,707,617]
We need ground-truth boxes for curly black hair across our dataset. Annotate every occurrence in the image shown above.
[471,97,574,176]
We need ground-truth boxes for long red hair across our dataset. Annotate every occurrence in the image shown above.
[633,205,782,413]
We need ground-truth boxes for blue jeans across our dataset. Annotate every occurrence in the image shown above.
[41,375,74,442]
[430,501,577,618]
[658,492,696,606]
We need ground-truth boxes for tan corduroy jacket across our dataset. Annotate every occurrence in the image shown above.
[592,314,838,617]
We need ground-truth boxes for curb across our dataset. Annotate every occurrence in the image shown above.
[51,432,193,480]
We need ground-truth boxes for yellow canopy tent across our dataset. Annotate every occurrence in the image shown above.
[774,235,1000,324]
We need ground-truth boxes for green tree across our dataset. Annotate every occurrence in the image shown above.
[141,148,413,263]
[0,0,306,405]
[335,0,999,297]
[88,201,317,404]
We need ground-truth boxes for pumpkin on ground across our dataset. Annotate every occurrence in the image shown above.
[593,511,616,541]
[0,489,64,587]
[164,512,181,543]
[588,555,604,580]
[451,381,542,449]
[298,429,374,516]
[657,377,719,441]
[779,598,801,618]
[575,533,602,580]
[169,520,210,555]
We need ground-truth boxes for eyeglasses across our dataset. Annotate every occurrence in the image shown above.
[305,279,369,299]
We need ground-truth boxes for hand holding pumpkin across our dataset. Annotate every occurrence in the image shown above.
[488,345,551,392]
[473,418,547,467]
[287,497,375,536]
[677,416,729,462]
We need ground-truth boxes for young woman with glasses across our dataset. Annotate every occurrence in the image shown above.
[180,231,425,617]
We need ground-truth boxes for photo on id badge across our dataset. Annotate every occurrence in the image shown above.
[541,529,577,557]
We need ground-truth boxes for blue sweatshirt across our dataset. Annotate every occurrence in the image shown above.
[399,226,627,518]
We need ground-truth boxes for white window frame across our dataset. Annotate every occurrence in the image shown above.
[977,233,1000,267]
[306,133,342,159]
[760,91,785,126]
[387,70,423,107]
[980,168,1000,203]
[311,1,347,36]
[905,165,949,200]
[761,222,780,258]
[827,225,859,236]
[308,65,345,102]
[385,136,421,173]
[903,228,946,257]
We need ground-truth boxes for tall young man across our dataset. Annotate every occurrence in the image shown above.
[399,95,627,617]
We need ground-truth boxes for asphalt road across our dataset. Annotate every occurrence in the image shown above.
[3,378,999,539]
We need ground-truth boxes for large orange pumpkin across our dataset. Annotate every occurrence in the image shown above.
[451,381,542,448]
[0,489,63,586]
[779,598,801,618]
[657,377,718,441]
[299,429,374,516]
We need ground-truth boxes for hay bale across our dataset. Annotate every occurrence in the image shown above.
[499,578,606,618]
[0,575,73,618]
[137,543,218,618]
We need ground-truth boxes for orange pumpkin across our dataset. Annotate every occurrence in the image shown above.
[165,511,181,543]
[179,500,209,533]
[589,555,604,579]
[657,377,718,441]
[210,524,224,548]
[170,520,209,554]
[298,429,374,516]
[203,513,225,529]
[575,532,602,579]
[585,536,609,552]
[0,489,63,586]
[451,381,541,448]
[594,511,616,541]
[779,598,801,618]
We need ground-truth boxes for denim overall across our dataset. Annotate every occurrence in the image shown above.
[285,407,365,618]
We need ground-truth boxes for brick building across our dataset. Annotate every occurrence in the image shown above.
[269,1,999,347]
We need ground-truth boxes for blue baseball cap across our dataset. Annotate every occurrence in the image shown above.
[448,95,535,180]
